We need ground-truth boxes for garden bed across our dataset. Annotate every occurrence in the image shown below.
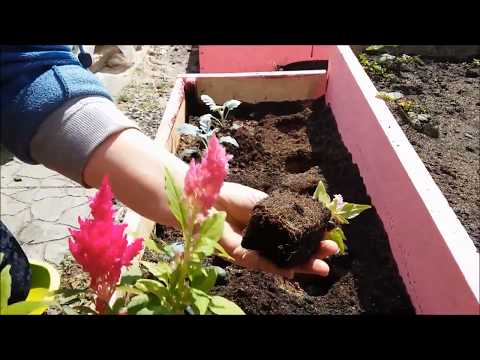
[358,52,480,250]
[154,94,414,314]
[123,47,479,314]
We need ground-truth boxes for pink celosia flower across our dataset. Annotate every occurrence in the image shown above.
[184,135,232,215]
[68,176,143,313]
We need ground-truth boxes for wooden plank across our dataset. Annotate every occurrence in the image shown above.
[326,46,479,314]
[183,70,327,104]
[199,45,314,73]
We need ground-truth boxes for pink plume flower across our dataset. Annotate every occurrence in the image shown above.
[68,176,143,313]
[184,135,232,215]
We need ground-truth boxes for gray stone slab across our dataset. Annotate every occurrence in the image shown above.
[0,208,32,237]
[1,187,30,196]
[1,194,29,215]
[31,196,88,222]
[59,203,91,228]
[19,220,70,244]
[41,176,79,187]
[2,176,41,188]
[14,189,39,203]
[44,240,70,266]
[34,187,68,200]
[16,165,58,179]
[65,187,96,197]
[1,161,22,179]
[22,243,46,261]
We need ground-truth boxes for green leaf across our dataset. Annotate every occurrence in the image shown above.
[201,94,217,110]
[0,264,12,314]
[194,212,227,258]
[0,253,4,265]
[339,203,372,220]
[195,237,217,259]
[127,293,150,314]
[109,298,126,314]
[199,114,214,132]
[190,267,217,293]
[312,181,331,207]
[141,261,172,284]
[325,227,347,255]
[214,243,234,262]
[144,237,162,253]
[126,293,172,315]
[119,262,143,286]
[219,136,239,148]
[199,212,226,244]
[164,167,188,232]
[177,123,200,137]
[116,285,145,296]
[208,296,244,315]
[4,301,51,315]
[135,279,168,301]
[190,288,211,315]
[223,99,241,111]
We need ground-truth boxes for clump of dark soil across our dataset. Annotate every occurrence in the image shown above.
[242,190,331,267]
[169,95,415,314]
[360,53,480,250]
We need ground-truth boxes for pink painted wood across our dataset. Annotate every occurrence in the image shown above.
[199,45,314,73]
[326,46,479,314]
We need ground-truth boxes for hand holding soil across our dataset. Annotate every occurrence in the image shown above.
[215,182,338,278]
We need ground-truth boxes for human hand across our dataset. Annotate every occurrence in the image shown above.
[215,182,339,279]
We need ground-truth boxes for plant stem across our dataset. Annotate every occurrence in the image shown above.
[176,213,195,311]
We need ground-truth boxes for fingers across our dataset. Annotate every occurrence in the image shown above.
[220,220,339,279]
[315,240,339,259]
[218,182,268,225]
[232,247,295,279]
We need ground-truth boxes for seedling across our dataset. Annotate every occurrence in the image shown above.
[200,95,241,127]
[313,181,371,254]
[178,94,241,159]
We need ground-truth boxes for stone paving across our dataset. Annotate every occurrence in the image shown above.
[0,158,97,266]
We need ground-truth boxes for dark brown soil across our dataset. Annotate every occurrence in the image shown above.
[360,53,480,250]
[166,96,414,314]
[242,190,331,267]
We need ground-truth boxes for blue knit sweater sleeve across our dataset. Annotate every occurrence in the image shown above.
[1,45,113,164]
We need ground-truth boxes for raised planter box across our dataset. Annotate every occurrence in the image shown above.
[124,46,479,314]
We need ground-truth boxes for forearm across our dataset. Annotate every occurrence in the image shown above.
[83,128,189,228]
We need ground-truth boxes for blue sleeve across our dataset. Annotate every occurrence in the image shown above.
[0,45,113,164]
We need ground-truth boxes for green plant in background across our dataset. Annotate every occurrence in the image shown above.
[313,182,371,255]
[376,92,397,102]
[365,45,399,53]
[398,99,414,113]
[358,53,386,76]
[178,94,240,159]
[200,95,241,127]
[471,58,480,67]
[0,253,54,315]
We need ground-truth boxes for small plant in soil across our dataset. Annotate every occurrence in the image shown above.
[178,94,240,159]
[241,181,371,267]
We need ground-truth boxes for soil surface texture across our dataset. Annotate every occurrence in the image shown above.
[169,96,414,314]
[360,52,479,250]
